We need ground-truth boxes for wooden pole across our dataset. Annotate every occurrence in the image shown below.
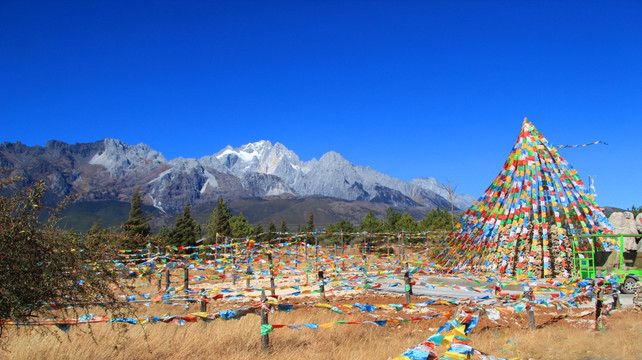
[184,267,189,291]
[260,289,269,351]
[525,286,536,330]
[200,294,208,313]
[268,253,276,296]
[232,250,236,286]
[157,273,162,290]
[165,268,171,289]
[318,270,326,302]
[404,270,412,304]
[314,237,318,268]
[397,235,401,262]
[387,236,390,256]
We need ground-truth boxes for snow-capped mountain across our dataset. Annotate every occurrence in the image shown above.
[0,139,474,214]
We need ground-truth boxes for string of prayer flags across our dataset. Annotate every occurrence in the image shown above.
[267,314,442,335]
[556,140,608,148]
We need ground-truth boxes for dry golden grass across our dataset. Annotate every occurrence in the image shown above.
[1,306,444,360]
[2,297,641,360]
[470,310,642,360]
[2,254,640,360]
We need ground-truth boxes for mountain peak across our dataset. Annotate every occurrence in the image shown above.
[319,150,348,163]
[1,138,475,214]
[89,138,167,176]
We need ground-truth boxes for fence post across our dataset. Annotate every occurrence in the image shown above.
[184,267,189,291]
[525,286,536,330]
[232,252,237,286]
[315,234,319,267]
[318,270,327,302]
[200,293,208,313]
[404,271,412,304]
[260,289,270,351]
[268,253,276,296]
[387,236,390,256]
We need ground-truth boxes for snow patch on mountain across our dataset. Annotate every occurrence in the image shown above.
[4,137,476,213]
[200,170,219,194]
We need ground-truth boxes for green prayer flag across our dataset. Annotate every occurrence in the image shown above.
[260,324,273,336]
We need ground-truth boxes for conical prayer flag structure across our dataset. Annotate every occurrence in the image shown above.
[437,118,614,278]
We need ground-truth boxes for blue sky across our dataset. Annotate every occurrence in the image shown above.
[1,1,640,208]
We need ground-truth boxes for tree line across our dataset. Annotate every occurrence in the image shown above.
[113,189,459,249]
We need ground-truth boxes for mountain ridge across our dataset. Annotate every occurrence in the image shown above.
[0,139,475,217]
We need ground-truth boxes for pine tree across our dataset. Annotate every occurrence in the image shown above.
[336,218,356,244]
[306,213,315,232]
[168,202,201,247]
[267,220,277,241]
[253,223,264,241]
[279,219,288,234]
[397,212,418,232]
[384,207,401,232]
[122,188,150,248]
[360,210,382,233]
[418,208,454,231]
[206,197,231,244]
[230,213,253,238]
[325,219,356,245]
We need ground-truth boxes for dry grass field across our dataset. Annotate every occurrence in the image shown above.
[2,246,641,360]
[2,288,641,360]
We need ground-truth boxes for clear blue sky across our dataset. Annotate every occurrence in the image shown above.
[1,1,640,208]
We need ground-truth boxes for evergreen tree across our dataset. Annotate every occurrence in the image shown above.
[279,219,288,234]
[268,220,277,233]
[360,210,382,233]
[253,223,265,241]
[384,207,401,232]
[396,212,418,232]
[325,219,356,245]
[229,213,253,238]
[158,224,171,243]
[122,188,150,246]
[206,197,232,244]
[168,202,201,247]
[306,212,315,232]
[267,220,277,241]
[418,208,454,231]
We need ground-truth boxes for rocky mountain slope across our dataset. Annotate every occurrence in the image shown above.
[0,139,475,217]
